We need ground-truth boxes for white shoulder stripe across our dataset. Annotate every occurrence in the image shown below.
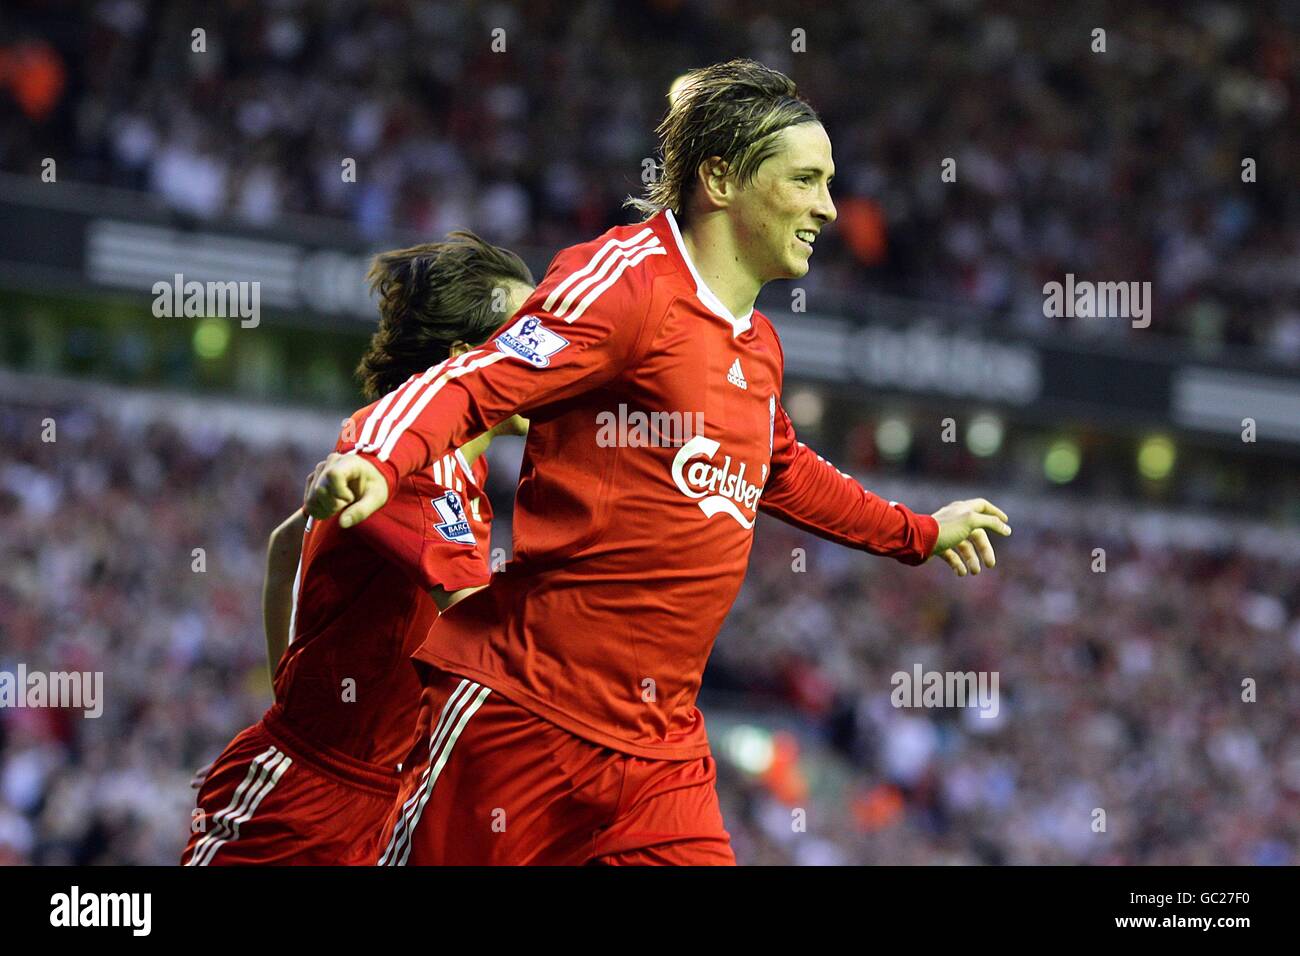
[543,228,655,314]
[355,377,406,449]
[357,351,482,456]
[361,361,448,455]
[551,237,662,320]
[360,350,482,455]
[566,243,665,323]
[374,351,511,461]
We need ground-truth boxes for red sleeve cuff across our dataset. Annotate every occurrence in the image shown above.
[360,452,401,504]
[915,512,939,564]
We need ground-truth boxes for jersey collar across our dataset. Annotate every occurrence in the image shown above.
[662,208,753,337]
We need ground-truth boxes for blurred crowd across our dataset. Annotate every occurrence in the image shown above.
[3,0,1300,358]
[714,515,1300,864]
[2,391,1295,865]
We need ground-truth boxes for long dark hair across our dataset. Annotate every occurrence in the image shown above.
[356,231,534,400]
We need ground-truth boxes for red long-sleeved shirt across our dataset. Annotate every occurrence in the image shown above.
[272,406,493,771]
[352,209,938,759]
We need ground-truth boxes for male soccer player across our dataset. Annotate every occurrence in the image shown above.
[307,60,1011,865]
[182,233,534,865]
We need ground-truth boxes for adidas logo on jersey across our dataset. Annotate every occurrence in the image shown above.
[726,358,747,390]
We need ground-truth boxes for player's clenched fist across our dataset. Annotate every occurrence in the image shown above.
[929,498,1012,577]
[304,452,389,527]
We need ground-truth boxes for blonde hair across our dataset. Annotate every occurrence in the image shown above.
[626,58,820,224]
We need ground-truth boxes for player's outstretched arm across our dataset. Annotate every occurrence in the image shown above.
[929,498,1012,577]
[303,411,525,527]
[760,399,939,565]
[263,509,308,680]
[342,246,649,513]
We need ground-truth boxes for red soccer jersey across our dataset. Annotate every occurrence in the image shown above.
[270,403,494,772]
[351,209,938,760]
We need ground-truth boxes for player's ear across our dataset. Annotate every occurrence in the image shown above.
[696,156,732,210]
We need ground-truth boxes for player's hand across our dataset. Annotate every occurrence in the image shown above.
[492,414,529,438]
[304,452,390,527]
[301,458,331,512]
[930,498,1011,577]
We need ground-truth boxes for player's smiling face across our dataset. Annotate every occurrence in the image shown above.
[731,122,837,282]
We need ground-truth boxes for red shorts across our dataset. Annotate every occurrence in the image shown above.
[182,717,400,866]
[376,667,735,866]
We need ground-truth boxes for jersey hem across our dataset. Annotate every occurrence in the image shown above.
[262,706,403,796]
[413,654,712,761]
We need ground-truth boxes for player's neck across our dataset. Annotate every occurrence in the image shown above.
[680,214,761,319]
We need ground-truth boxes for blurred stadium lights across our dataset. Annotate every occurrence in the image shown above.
[1138,435,1177,481]
[966,413,1005,457]
[875,415,912,461]
[1044,438,1082,484]
[785,388,824,429]
[192,317,231,360]
[719,724,776,776]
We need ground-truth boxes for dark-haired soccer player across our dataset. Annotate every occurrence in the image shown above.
[183,233,534,865]
[309,60,1011,866]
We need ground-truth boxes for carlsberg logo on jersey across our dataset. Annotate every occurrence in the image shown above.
[671,434,767,529]
[494,315,570,367]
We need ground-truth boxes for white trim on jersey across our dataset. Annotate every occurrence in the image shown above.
[565,242,666,323]
[663,208,753,337]
[543,228,655,314]
[547,236,665,323]
[370,351,510,461]
[359,350,480,456]
[285,519,310,648]
[187,746,293,866]
[431,451,466,494]
[354,384,401,451]
[454,448,475,485]
[377,678,491,866]
[378,678,472,865]
[358,227,670,465]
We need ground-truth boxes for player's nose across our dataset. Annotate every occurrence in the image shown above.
[813,186,837,225]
